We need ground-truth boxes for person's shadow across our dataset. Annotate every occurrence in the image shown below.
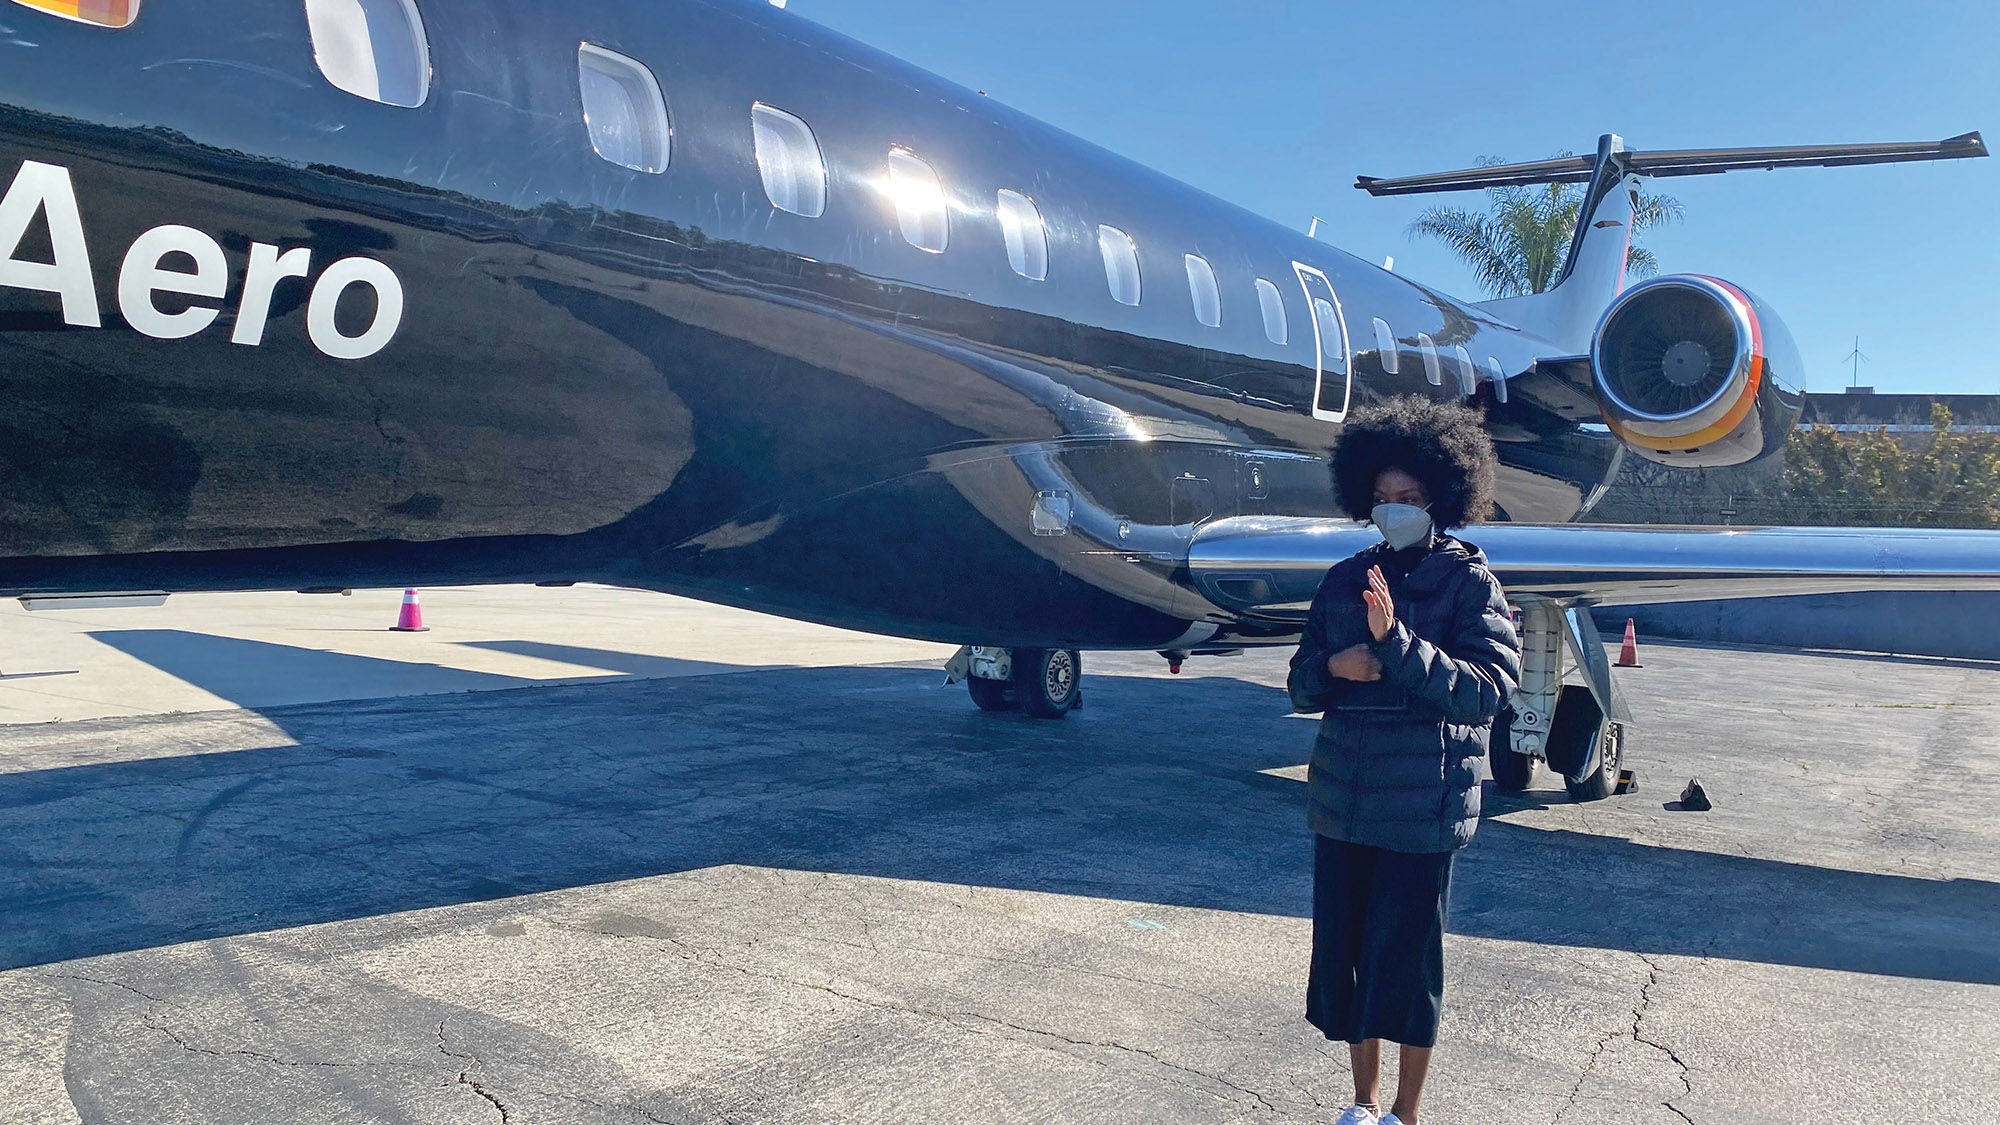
[1,634,1993,987]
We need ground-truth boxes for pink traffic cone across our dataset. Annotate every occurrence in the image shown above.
[390,588,429,632]
[1616,618,1642,668]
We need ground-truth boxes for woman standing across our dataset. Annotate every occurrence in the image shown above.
[1288,398,1522,1125]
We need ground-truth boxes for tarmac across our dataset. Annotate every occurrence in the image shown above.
[0,585,1995,1124]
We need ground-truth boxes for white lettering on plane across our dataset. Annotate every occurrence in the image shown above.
[0,159,404,360]
[0,160,99,327]
[119,224,228,339]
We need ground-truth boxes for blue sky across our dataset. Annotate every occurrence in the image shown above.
[793,0,1999,396]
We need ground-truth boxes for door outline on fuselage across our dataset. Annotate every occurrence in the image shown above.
[1293,261,1351,423]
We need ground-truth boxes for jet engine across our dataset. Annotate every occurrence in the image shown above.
[1590,275,1804,467]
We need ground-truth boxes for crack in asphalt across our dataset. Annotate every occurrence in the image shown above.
[562,922,1281,1114]
[438,1020,511,1124]
[1551,1022,1623,1123]
[50,972,164,1004]
[436,1016,680,1124]
[807,979,1281,1115]
[147,1017,354,1070]
[567,898,1233,1015]
[53,973,354,1071]
[1631,956,1696,1124]
[1551,953,1698,1125]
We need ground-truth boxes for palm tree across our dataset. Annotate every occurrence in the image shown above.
[1409,158,1684,297]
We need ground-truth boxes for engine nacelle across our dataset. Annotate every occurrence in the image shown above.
[1590,275,1804,467]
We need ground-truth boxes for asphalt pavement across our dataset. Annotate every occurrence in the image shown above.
[0,589,1994,1124]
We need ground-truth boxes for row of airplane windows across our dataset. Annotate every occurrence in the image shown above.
[273,0,1323,344]
[749,100,1297,341]
[30,0,1508,397]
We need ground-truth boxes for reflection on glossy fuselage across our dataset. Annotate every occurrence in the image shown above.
[0,0,1618,648]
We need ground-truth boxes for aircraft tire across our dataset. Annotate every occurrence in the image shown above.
[1563,721,1624,802]
[1491,748,1535,792]
[1015,647,1081,719]
[967,675,1017,712]
[1488,706,1534,791]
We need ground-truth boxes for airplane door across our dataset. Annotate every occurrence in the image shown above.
[1294,263,1351,422]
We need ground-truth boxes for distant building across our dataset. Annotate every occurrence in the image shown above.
[1800,390,2000,433]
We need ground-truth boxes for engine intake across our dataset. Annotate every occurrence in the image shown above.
[1590,275,1802,467]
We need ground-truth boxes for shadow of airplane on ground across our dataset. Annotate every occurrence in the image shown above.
[1,635,1993,987]
[458,638,781,679]
[84,629,759,706]
[89,629,531,700]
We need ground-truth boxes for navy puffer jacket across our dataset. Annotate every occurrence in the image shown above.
[1287,533,1522,853]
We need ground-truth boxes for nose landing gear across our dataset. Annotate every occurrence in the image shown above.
[945,646,1083,718]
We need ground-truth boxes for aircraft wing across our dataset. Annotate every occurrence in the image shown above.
[1188,517,2000,620]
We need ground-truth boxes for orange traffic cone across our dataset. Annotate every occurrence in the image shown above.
[390,588,429,632]
[1616,618,1642,668]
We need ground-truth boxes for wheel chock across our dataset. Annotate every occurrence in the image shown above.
[1677,778,1713,811]
[1613,769,1638,796]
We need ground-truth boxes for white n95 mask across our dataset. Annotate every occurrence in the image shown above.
[1371,502,1433,550]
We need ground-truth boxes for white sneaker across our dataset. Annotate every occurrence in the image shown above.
[1334,1107,1378,1125]
[1379,1114,1407,1125]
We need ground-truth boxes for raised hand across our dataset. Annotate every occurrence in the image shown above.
[1363,565,1395,642]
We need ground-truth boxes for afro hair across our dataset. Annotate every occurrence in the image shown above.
[1330,397,1498,529]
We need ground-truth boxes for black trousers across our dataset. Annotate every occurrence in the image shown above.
[1305,834,1454,1047]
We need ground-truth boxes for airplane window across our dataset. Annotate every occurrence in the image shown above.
[1184,254,1221,327]
[304,0,431,108]
[751,103,826,218]
[1486,356,1510,403]
[12,0,141,27]
[1312,297,1347,374]
[1097,225,1141,306]
[886,148,948,253]
[996,190,1048,280]
[578,44,670,174]
[1254,278,1287,344]
[1372,316,1399,374]
[1417,333,1443,386]
[1452,345,1478,395]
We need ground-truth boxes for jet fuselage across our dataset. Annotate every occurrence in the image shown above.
[0,0,1617,648]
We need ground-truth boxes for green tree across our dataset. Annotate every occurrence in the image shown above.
[1408,160,1684,297]
[1588,405,2000,529]
[1760,404,2000,527]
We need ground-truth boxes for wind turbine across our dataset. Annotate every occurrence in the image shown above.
[1843,336,1870,391]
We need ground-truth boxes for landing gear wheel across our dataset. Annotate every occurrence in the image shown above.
[1564,720,1625,802]
[1488,708,1535,792]
[1015,647,1082,719]
[967,675,1017,712]
[1491,748,1536,792]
